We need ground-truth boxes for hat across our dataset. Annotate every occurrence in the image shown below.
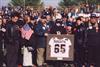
[66,22,73,27]
[90,14,96,18]
[41,15,46,19]
[33,16,38,19]
[56,19,62,24]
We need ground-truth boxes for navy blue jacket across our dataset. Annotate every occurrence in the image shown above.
[35,21,48,48]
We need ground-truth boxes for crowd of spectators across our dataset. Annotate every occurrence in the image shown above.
[0,6,100,67]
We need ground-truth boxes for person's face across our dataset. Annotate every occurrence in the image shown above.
[24,15,31,23]
[76,20,82,25]
[3,19,7,24]
[12,16,18,23]
[81,17,85,22]
[67,26,72,31]
[85,17,89,22]
[63,18,67,22]
[90,17,97,23]
[46,15,51,21]
[41,19,47,24]
[56,23,61,26]
[68,18,73,22]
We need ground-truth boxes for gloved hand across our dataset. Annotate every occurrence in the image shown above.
[1,28,6,32]
[27,47,34,52]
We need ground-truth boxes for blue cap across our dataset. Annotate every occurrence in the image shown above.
[90,14,96,18]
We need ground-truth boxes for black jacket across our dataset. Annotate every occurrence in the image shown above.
[5,21,21,44]
[50,25,67,34]
[87,23,100,46]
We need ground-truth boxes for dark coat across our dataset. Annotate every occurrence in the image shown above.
[87,24,100,46]
[5,21,21,67]
[50,25,67,34]
[74,23,86,47]
[0,25,6,49]
[35,21,48,48]
[74,23,86,65]
[86,22,100,64]
[0,25,4,67]
[5,21,21,44]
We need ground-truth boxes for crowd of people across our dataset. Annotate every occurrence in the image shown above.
[0,6,100,67]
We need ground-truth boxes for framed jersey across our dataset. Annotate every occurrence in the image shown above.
[46,34,74,61]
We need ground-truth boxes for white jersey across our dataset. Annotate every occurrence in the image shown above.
[49,37,72,58]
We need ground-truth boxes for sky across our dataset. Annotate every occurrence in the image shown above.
[0,0,11,8]
[42,0,61,8]
[0,0,61,8]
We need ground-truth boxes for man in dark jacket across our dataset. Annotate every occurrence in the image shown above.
[86,14,100,67]
[50,19,67,34]
[74,17,86,67]
[0,18,6,67]
[5,12,21,67]
[35,16,49,67]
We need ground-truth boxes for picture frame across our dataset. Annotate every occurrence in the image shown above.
[46,34,74,61]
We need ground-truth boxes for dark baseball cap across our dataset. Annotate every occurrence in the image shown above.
[41,15,46,19]
[90,14,96,18]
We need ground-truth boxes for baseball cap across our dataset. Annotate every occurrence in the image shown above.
[41,15,46,19]
[90,14,96,18]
